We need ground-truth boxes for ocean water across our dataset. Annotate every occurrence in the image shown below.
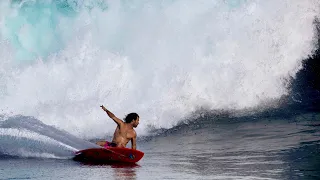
[0,0,320,179]
[1,113,319,180]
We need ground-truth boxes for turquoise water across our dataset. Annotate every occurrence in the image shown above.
[1,0,108,62]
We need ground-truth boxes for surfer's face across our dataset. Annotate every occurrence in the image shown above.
[133,117,140,127]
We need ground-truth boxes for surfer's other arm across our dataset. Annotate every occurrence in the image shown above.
[100,105,123,125]
[131,131,137,150]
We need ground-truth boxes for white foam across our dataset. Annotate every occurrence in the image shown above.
[0,0,319,138]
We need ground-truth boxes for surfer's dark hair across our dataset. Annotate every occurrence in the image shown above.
[124,113,139,123]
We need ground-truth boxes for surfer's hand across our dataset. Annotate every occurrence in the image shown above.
[100,105,107,111]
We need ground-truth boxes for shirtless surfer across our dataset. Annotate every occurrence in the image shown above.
[96,105,140,150]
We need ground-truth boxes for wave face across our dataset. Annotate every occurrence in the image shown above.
[0,0,319,138]
[290,19,320,111]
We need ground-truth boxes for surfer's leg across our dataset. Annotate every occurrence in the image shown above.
[96,141,106,147]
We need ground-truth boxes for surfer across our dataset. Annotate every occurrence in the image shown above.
[96,105,140,150]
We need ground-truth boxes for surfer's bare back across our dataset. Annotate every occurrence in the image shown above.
[96,105,140,150]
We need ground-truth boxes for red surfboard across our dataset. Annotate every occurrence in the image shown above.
[73,147,144,164]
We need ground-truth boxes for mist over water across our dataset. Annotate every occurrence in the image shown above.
[0,0,319,139]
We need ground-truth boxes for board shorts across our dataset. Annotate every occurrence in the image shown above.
[104,141,117,148]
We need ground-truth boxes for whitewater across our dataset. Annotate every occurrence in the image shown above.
[0,0,319,140]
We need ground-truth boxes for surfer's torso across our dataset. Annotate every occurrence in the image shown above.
[112,124,136,148]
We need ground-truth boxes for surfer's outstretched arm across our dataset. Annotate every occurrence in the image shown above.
[100,105,123,126]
